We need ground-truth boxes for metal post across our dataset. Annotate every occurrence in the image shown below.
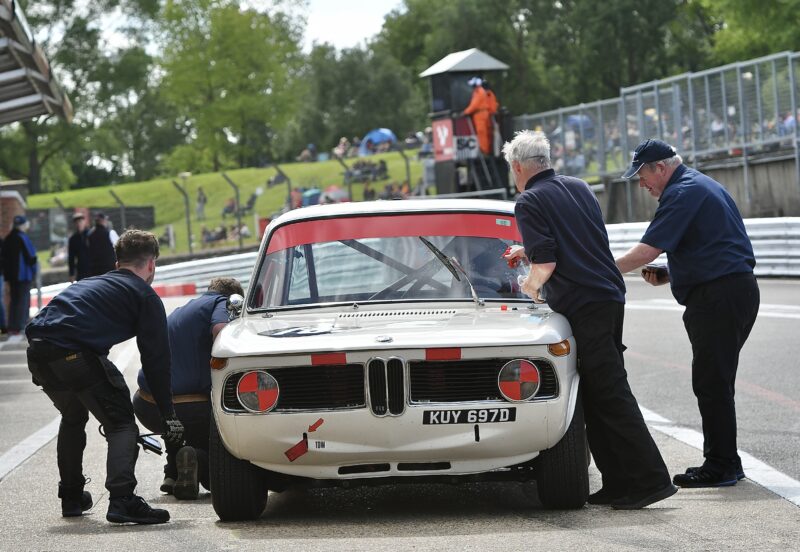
[736,65,750,206]
[772,59,780,125]
[171,180,193,255]
[395,146,412,190]
[788,54,800,194]
[705,74,713,148]
[720,71,729,146]
[108,189,126,231]
[597,103,606,174]
[755,64,764,142]
[653,84,662,140]
[221,172,243,250]
[272,164,292,208]
[334,156,352,200]
[688,77,697,165]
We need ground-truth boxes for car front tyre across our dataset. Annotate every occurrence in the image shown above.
[210,415,268,521]
[535,400,589,509]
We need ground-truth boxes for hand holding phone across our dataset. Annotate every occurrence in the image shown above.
[641,263,669,285]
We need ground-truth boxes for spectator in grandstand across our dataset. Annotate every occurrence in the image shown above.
[363,182,376,201]
[221,198,236,219]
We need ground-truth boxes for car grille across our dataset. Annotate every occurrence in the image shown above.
[222,364,365,412]
[368,357,405,416]
[408,358,558,403]
[222,357,558,413]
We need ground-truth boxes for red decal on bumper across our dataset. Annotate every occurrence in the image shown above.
[308,418,324,432]
[284,437,309,462]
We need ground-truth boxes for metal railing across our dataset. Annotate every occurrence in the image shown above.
[515,51,800,187]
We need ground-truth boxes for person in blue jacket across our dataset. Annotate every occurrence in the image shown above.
[133,276,243,500]
[1,215,38,334]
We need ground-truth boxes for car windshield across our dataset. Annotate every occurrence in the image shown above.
[248,211,530,310]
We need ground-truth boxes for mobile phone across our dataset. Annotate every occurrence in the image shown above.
[137,434,163,455]
[642,263,669,279]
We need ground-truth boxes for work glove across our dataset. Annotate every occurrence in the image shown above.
[161,414,185,446]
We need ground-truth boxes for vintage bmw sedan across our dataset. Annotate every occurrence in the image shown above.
[209,199,587,521]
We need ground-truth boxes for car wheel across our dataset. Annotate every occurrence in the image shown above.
[209,415,268,521]
[534,400,589,509]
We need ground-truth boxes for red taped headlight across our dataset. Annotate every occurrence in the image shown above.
[236,371,279,413]
[498,359,540,402]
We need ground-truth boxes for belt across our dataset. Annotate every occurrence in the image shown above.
[28,338,81,360]
[137,389,209,404]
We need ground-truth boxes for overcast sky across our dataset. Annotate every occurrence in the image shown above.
[303,0,402,51]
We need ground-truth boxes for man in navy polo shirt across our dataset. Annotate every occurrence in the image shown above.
[616,139,759,488]
[133,277,243,500]
[503,130,676,510]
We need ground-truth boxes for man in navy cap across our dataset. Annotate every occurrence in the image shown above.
[616,139,759,488]
[1,215,37,334]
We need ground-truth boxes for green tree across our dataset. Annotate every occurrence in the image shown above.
[159,0,305,171]
[282,44,425,159]
[378,0,715,114]
[0,1,166,192]
[701,0,800,63]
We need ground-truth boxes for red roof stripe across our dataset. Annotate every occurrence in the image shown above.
[266,213,521,253]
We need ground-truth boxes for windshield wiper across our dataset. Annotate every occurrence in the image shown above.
[419,237,484,308]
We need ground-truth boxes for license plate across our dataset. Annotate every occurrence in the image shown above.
[423,407,516,425]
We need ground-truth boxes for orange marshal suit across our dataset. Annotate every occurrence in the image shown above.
[463,86,492,155]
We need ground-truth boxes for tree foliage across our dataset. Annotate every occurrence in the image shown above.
[0,0,797,193]
[159,0,304,171]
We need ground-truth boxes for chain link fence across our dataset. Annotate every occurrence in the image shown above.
[515,51,800,184]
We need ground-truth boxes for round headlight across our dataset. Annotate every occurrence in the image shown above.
[498,359,540,402]
[236,371,279,413]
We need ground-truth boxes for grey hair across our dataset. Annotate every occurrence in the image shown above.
[646,153,683,171]
[502,130,551,171]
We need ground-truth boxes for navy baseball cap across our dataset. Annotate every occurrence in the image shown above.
[622,139,677,179]
[13,215,27,225]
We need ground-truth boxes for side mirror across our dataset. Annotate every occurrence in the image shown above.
[227,294,244,319]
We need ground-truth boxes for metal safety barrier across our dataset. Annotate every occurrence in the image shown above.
[608,217,800,277]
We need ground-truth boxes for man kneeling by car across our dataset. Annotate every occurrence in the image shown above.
[133,277,243,499]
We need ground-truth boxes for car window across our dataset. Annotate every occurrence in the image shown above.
[248,213,530,309]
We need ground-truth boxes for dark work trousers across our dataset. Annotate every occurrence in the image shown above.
[8,279,32,332]
[682,273,759,475]
[132,390,211,489]
[568,301,670,494]
[27,340,139,499]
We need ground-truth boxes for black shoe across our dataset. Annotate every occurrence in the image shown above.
[107,495,170,524]
[62,491,93,517]
[173,446,199,500]
[611,483,678,510]
[588,487,627,505]
[160,476,176,495]
[673,467,738,488]
[685,464,745,481]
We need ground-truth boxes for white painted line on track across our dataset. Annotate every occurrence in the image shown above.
[0,417,60,482]
[641,406,800,507]
[0,338,139,483]
[626,301,800,320]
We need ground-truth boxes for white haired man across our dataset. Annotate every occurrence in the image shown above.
[503,130,676,509]
[615,139,759,488]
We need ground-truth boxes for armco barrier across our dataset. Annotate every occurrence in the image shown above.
[31,217,800,307]
[607,217,800,277]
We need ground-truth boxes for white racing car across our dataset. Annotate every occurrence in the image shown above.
[209,199,587,520]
